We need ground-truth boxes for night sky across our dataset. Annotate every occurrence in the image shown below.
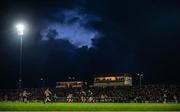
[0,0,180,88]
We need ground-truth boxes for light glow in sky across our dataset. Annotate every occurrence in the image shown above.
[40,9,101,48]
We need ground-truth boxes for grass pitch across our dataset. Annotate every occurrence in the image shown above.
[0,102,180,111]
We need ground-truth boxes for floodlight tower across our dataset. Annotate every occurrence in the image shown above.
[40,77,44,88]
[16,24,25,89]
[137,73,143,88]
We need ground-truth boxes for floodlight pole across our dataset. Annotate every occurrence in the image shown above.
[40,78,44,88]
[16,23,24,89]
[137,73,143,88]
[19,35,23,89]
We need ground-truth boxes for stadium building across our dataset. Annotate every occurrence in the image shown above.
[56,81,83,88]
[93,73,132,87]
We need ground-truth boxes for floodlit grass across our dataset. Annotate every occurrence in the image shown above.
[0,102,180,111]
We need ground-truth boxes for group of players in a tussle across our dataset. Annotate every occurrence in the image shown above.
[19,88,94,103]
[19,88,52,103]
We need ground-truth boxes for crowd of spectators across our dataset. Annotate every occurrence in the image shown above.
[0,85,179,103]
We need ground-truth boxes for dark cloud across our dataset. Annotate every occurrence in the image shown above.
[40,8,102,48]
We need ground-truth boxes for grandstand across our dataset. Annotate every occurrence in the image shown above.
[93,73,132,87]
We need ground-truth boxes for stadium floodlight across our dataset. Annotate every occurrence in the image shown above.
[40,77,45,88]
[16,24,25,36]
[15,23,25,89]
[137,73,143,88]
